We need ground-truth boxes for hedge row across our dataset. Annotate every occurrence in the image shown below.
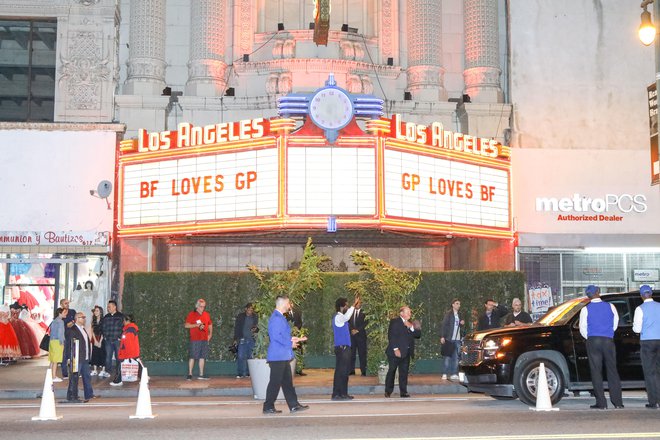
[122,271,525,363]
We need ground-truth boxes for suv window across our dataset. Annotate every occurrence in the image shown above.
[608,299,631,325]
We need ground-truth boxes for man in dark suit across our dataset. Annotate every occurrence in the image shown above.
[65,312,95,403]
[349,304,368,376]
[384,306,421,398]
[477,298,508,331]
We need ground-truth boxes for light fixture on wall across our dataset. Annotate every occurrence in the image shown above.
[639,1,656,46]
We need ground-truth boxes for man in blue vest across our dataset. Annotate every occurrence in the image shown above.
[331,296,360,401]
[262,295,309,414]
[633,284,660,409]
[579,284,624,409]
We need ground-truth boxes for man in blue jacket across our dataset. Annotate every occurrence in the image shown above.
[633,284,660,409]
[263,295,309,414]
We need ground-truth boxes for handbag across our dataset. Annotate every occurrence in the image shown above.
[121,358,140,382]
[39,334,50,352]
[441,340,456,357]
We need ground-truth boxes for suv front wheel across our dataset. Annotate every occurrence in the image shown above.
[513,359,565,406]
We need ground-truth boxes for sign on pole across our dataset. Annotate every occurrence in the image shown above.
[647,83,659,185]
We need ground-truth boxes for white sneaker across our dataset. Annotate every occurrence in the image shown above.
[90,370,98,376]
[99,371,110,378]
[450,374,459,381]
[441,374,447,380]
[109,381,123,387]
[52,377,63,383]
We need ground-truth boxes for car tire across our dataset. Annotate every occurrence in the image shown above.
[513,359,565,406]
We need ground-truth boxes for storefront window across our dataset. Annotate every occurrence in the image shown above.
[518,249,660,306]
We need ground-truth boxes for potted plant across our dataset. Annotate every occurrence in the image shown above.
[346,250,421,383]
[246,238,327,398]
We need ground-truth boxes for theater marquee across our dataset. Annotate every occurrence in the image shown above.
[117,114,512,239]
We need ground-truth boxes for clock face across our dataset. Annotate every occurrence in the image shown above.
[309,88,353,130]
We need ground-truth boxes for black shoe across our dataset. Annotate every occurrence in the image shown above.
[290,404,309,413]
[613,404,625,409]
[262,408,282,414]
[349,371,355,375]
[296,371,307,376]
[646,403,659,409]
[384,392,391,398]
[66,399,83,404]
[186,374,192,380]
[400,393,411,398]
[590,404,607,410]
[361,373,367,376]
[342,395,354,400]
[331,395,343,401]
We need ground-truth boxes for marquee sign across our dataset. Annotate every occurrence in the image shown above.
[117,112,512,239]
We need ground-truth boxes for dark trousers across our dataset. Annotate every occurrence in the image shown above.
[350,337,367,375]
[61,337,70,377]
[105,339,121,374]
[333,345,352,397]
[587,336,623,407]
[263,360,298,411]
[385,354,410,395]
[67,361,93,401]
[641,340,660,405]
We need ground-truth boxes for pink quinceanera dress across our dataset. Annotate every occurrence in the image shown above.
[0,310,21,358]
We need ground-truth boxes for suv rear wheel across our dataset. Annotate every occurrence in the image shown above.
[513,359,565,406]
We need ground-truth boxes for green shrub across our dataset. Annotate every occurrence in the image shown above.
[123,270,524,368]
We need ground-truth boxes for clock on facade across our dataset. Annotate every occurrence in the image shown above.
[309,87,354,131]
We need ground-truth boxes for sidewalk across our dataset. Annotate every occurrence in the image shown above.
[0,357,465,400]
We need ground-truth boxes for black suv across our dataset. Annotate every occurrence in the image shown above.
[459,290,656,406]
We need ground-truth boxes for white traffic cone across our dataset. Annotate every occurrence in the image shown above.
[130,367,156,419]
[531,362,559,411]
[32,369,62,421]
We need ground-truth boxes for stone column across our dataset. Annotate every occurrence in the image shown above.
[124,0,166,95]
[405,0,447,101]
[186,0,227,96]
[463,0,503,103]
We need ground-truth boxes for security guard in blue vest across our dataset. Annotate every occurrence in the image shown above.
[579,284,624,409]
[633,284,660,409]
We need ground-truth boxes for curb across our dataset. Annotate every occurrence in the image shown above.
[2,383,466,401]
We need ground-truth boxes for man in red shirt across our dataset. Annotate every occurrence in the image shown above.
[184,299,213,380]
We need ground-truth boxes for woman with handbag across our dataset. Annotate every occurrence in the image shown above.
[110,314,141,386]
[49,308,67,382]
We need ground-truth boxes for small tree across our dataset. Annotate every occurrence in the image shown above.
[346,250,421,375]
[248,238,328,359]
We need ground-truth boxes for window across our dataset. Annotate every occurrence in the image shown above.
[609,299,631,326]
[0,19,56,122]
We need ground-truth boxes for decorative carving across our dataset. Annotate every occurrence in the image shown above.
[361,75,373,94]
[340,40,355,60]
[463,0,501,100]
[265,71,292,95]
[406,0,442,67]
[75,0,101,5]
[278,71,292,94]
[407,65,443,88]
[272,37,296,59]
[381,0,394,58]
[347,74,362,93]
[188,0,227,93]
[59,31,110,110]
[126,0,166,89]
[238,0,252,55]
[266,73,279,95]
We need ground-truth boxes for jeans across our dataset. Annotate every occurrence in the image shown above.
[443,340,460,375]
[105,339,121,374]
[236,339,255,377]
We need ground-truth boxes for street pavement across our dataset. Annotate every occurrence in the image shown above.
[0,357,464,399]
[2,394,660,439]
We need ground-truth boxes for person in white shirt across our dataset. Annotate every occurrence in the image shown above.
[632,284,660,409]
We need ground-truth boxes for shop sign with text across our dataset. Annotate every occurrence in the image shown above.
[0,231,109,246]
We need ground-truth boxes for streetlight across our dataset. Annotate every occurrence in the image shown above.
[640,7,655,46]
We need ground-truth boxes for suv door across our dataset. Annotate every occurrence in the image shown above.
[609,297,643,381]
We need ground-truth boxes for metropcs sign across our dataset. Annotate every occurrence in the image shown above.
[535,193,648,221]
[117,115,512,239]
